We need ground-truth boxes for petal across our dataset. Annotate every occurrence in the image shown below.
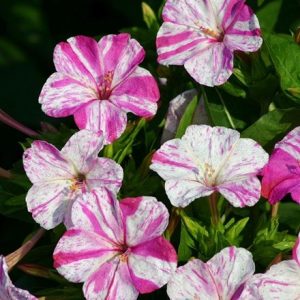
[71,189,124,245]
[74,100,127,145]
[165,179,213,207]
[86,157,123,194]
[39,72,97,118]
[207,246,255,299]
[128,237,177,293]
[98,33,145,87]
[293,234,300,267]
[110,67,159,117]
[23,140,73,184]
[184,43,233,86]
[240,260,300,299]
[167,259,219,300]
[26,181,71,229]
[61,130,104,174]
[83,258,138,300]
[53,229,118,283]
[157,22,211,65]
[120,197,169,246]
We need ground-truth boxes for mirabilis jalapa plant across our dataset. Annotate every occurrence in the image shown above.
[1,0,300,299]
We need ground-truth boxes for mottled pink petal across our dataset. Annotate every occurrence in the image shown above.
[110,67,159,117]
[167,258,219,300]
[240,260,300,299]
[293,234,300,267]
[184,43,233,86]
[275,127,300,160]
[86,158,123,193]
[61,130,104,174]
[23,140,73,184]
[120,197,169,246]
[74,100,127,144]
[83,258,138,300]
[128,237,177,293]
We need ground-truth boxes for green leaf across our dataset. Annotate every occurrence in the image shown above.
[225,217,249,245]
[279,202,300,232]
[141,2,159,31]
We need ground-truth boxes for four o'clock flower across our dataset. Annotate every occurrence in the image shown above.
[23,130,123,229]
[156,0,262,86]
[150,125,268,208]
[0,256,37,300]
[167,246,255,300]
[39,34,160,144]
[262,127,300,205]
[53,189,177,300]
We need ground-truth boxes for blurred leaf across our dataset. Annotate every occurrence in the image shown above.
[142,2,159,31]
[279,202,300,232]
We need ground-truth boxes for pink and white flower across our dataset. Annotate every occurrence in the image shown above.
[167,246,255,300]
[39,34,160,144]
[53,189,177,300]
[0,255,37,300]
[23,130,123,229]
[156,0,262,86]
[293,233,300,267]
[262,127,300,205]
[150,125,268,208]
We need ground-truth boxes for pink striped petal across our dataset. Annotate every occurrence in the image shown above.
[83,258,138,300]
[74,100,127,144]
[240,260,300,299]
[275,127,300,160]
[26,181,71,229]
[207,246,255,299]
[23,140,73,184]
[86,158,123,194]
[293,234,300,267]
[61,130,104,174]
[71,189,124,245]
[110,67,159,117]
[167,259,219,300]
[98,33,145,87]
[128,237,177,293]
[184,43,233,86]
[39,72,97,117]
[53,229,118,283]
[120,197,169,247]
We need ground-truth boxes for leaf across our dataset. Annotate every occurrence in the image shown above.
[279,202,300,232]
[225,217,249,244]
[141,2,159,31]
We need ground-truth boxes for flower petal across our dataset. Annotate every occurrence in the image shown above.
[120,197,169,246]
[23,140,73,184]
[53,228,118,283]
[110,67,159,117]
[83,258,138,300]
[74,100,127,144]
[275,127,300,160]
[184,43,233,86]
[293,234,300,267]
[61,130,104,174]
[167,258,219,300]
[128,237,177,294]
[207,246,255,299]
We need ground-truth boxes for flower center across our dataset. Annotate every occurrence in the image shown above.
[98,71,114,100]
[194,21,224,41]
[203,163,216,186]
[119,245,130,263]
[70,173,86,191]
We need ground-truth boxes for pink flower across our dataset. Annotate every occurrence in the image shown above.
[293,233,300,267]
[150,125,268,208]
[23,130,123,229]
[39,34,160,144]
[262,127,300,205]
[156,0,262,86]
[167,246,255,300]
[0,255,37,300]
[53,189,177,300]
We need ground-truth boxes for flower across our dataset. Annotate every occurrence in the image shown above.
[167,246,255,300]
[0,255,37,300]
[39,34,160,144]
[239,260,300,299]
[23,130,123,229]
[261,127,300,205]
[293,233,300,267]
[156,0,262,86]
[150,125,268,208]
[53,189,177,300]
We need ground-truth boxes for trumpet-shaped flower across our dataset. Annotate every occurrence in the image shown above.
[150,125,268,208]
[53,189,177,300]
[167,246,255,300]
[23,130,123,229]
[262,127,300,205]
[156,0,262,86]
[39,34,160,144]
[0,255,37,300]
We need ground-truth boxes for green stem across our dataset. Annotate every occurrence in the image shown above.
[165,208,181,240]
[209,192,219,226]
[271,202,280,219]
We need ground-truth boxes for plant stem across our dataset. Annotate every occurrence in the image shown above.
[165,208,181,240]
[209,192,219,226]
[0,167,12,179]
[271,202,280,219]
